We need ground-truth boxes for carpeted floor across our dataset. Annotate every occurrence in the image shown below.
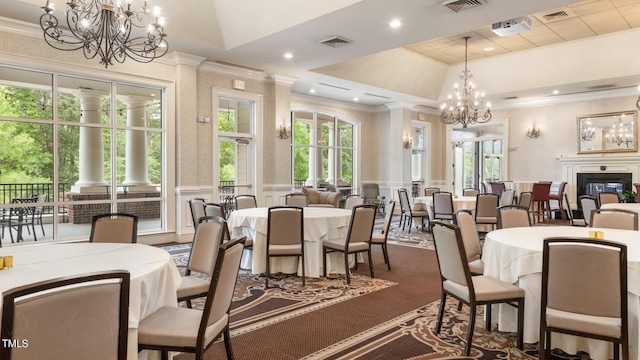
[168,215,582,360]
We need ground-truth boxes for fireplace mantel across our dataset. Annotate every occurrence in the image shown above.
[558,155,640,205]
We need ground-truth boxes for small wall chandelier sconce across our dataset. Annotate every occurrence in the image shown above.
[278,119,291,140]
[526,123,540,138]
[403,134,412,149]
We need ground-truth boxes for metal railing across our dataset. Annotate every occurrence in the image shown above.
[0,183,69,215]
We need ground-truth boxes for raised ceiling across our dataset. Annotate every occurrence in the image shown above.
[4,0,640,107]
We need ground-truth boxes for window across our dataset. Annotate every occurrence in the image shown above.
[0,66,165,242]
[291,111,355,193]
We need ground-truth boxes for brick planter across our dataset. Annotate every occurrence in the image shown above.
[66,191,161,224]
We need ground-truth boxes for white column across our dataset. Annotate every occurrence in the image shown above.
[73,90,108,191]
[122,95,151,186]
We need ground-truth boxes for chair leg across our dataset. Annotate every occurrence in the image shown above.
[485,304,492,331]
[367,250,374,279]
[186,299,193,309]
[435,292,447,334]
[322,248,328,278]
[223,327,234,360]
[300,254,305,286]
[344,252,351,284]
[517,298,524,350]
[408,217,412,234]
[382,244,390,270]
[465,305,477,356]
[161,351,169,360]
[265,255,270,288]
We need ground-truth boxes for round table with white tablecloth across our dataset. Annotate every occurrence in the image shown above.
[414,195,476,220]
[483,226,640,360]
[227,207,354,278]
[0,242,182,360]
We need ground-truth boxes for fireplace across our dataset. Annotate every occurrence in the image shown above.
[576,172,632,203]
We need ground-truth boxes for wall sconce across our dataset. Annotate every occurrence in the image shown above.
[403,134,412,149]
[278,120,291,140]
[526,123,540,138]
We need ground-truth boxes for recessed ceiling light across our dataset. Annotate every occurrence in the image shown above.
[353,97,359,102]
[389,19,402,28]
[483,47,495,52]
[552,90,559,94]
[309,89,316,93]
[283,52,293,59]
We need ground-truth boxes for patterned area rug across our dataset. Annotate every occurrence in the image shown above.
[302,298,586,360]
[164,244,397,336]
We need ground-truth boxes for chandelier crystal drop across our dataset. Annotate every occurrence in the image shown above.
[40,0,168,68]
[440,36,491,128]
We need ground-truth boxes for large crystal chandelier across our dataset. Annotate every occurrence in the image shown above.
[440,37,491,128]
[605,117,634,148]
[40,0,168,68]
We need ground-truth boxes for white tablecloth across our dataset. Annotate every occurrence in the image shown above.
[414,196,476,220]
[227,207,354,278]
[0,243,182,360]
[483,226,640,359]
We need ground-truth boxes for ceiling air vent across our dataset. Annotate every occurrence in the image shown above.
[534,7,578,24]
[320,36,352,48]
[442,0,487,13]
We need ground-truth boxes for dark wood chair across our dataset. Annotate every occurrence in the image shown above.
[370,201,395,270]
[590,208,638,230]
[235,195,258,210]
[138,238,246,360]
[548,181,567,220]
[323,204,376,284]
[539,238,628,360]
[532,182,552,224]
[89,213,138,243]
[1,271,130,360]
[430,221,525,356]
[266,206,305,287]
[474,193,499,231]
[497,205,532,229]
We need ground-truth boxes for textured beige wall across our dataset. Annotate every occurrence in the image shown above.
[493,95,640,181]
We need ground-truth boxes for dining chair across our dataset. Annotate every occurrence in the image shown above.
[344,194,365,210]
[532,182,552,224]
[322,204,376,284]
[138,238,246,360]
[462,188,479,197]
[1,270,130,360]
[204,202,227,220]
[432,191,454,222]
[177,215,226,308]
[266,206,305,287]
[31,193,47,236]
[517,191,533,210]
[285,193,308,207]
[474,193,499,231]
[424,187,440,197]
[548,181,567,221]
[590,208,638,230]
[499,189,515,206]
[235,194,258,210]
[539,238,628,360]
[453,210,483,275]
[430,221,525,356]
[497,205,532,229]
[579,195,598,227]
[189,198,207,229]
[370,201,395,270]
[89,213,138,243]
[398,189,429,232]
[562,193,585,227]
[598,191,620,207]
[0,197,38,244]
[490,182,506,195]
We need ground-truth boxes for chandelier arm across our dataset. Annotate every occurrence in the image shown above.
[39,0,168,68]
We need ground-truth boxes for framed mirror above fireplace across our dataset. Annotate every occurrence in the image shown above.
[577,110,638,154]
